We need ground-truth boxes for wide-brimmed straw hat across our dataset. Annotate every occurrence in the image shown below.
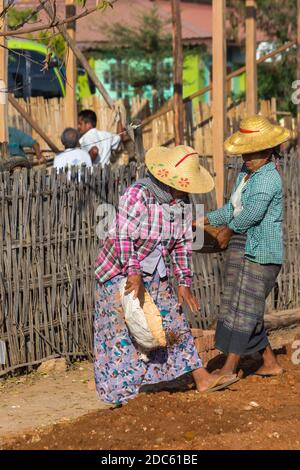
[145,145,214,194]
[224,115,291,156]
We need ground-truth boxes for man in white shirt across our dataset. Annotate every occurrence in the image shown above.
[78,109,122,165]
[53,128,92,178]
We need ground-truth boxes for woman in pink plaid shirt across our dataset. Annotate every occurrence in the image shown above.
[94,146,239,405]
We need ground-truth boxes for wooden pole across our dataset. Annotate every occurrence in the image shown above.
[184,41,294,104]
[246,0,258,116]
[212,0,226,208]
[297,0,300,150]
[65,0,77,128]
[171,0,184,145]
[8,94,60,153]
[0,0,8,148]
[43,2,114,109]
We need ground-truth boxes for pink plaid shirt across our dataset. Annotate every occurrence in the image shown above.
[95,183,193,287]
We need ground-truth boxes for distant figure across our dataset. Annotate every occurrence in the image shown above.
[78,109,122,165]
[53,128,92,176]
[8,126,45,163]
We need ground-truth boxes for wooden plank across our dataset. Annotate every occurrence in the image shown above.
[212,0,226,207]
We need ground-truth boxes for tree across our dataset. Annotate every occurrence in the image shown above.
[7,7,37,29]
[105,7,173,98]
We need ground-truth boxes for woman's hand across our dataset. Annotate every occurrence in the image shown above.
[178,286,200,313]
[216,226,233,249]
[125,274,144,299]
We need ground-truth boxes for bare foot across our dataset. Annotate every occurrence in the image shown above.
[254,365,284,377]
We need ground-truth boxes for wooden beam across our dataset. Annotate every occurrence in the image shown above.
[43,1,114,110]
[65,0,77,128]
[246,0,258,115]
[141,41,295,128]
[183,41,294,103]
[297,0,300,150]
[212,0,226,208]
[171,0,184,145]
[0,0,8,147]
[8,95,60,154]
[265,308,300,331]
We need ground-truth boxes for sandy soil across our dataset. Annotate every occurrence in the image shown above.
[0,361,107,445]
[1,326,300,450]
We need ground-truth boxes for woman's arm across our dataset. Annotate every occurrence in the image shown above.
[206,171,246,227]
[207,201,234,227]
[228,189,275,233]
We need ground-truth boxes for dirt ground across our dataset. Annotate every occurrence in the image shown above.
[1,326,300,450]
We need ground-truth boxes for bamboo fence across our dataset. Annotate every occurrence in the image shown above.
[0,152,299,376]
[7,97,127,152]
[8,96,296,160]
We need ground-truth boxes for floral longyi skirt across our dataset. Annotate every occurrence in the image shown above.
[94,270,203,405]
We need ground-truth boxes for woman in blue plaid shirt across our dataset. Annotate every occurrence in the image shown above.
[206,116,291,377]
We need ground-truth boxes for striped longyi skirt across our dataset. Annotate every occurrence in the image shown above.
[215,234,281,356]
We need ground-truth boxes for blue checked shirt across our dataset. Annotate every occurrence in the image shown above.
[208,162,283,265]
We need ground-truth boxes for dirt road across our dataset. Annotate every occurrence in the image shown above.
[1,327,300,450]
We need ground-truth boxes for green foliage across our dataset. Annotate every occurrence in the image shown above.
[7,7,37,29]
[258,54,296,115]
[37,31,66,60]
[105,7,172,95]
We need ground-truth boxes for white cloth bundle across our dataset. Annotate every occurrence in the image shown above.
[119,279,166,351]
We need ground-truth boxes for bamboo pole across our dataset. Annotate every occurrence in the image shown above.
[43,1,114,110]
[171,0,184,145]
[65,0,77,128]
[246,0,258,115]
[212,0,226,208]
[0,0,8,148]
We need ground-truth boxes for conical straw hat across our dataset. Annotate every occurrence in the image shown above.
[145,145,214,194]
[225,115,291,156]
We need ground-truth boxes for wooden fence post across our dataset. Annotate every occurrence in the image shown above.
[132,120,145,163]
[65,0,77,128]
[246,0,258,116]
[0,0,8,150]
[212,0,226,208]
[171,0,184,145]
